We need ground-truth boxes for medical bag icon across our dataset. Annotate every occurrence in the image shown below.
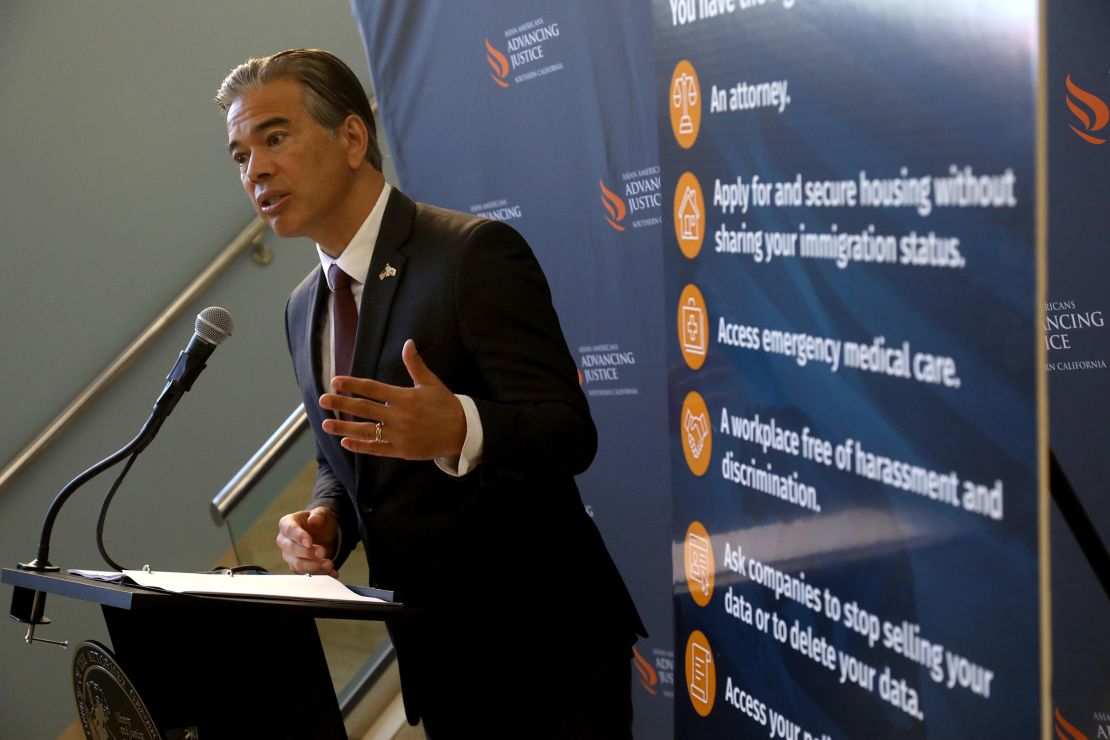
[681,297,706,356]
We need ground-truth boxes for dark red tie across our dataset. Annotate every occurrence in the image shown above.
[329,264,358,420]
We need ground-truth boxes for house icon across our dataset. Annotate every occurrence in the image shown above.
[678,186,700,241]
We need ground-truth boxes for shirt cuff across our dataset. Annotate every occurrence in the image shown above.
[434,394,484,477]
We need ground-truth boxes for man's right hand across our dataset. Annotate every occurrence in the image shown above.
[276,507,340,577]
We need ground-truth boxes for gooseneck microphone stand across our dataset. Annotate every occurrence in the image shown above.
[12,418,164,647]
[19,412,165,574]
[12,307,233,646]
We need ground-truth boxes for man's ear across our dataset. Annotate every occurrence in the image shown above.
[340,113,369,168]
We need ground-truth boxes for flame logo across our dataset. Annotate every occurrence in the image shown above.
[599,179,627,231]
[632,646,658,695]
[485,38,509,88]
[1054,707,1089,740]
[1065,74,1108,145]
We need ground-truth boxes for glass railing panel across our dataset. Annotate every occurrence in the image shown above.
[218,434,393,698]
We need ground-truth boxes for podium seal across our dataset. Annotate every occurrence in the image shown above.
[72,640,162,740]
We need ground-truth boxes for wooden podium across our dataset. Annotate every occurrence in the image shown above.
[4,568,409,739]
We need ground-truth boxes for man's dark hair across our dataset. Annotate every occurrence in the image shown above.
[216,48,383,170]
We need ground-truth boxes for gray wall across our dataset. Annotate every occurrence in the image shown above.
[0,2,386,735]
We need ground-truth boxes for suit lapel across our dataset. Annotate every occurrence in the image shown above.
[350,188,414,488]
[306,267,330,398]
[350,188,414,381]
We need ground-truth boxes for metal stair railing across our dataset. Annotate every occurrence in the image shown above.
[0,217,270,496]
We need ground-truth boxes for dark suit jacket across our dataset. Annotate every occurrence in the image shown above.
[284,188,644,723]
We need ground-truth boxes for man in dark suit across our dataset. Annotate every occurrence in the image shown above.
[217,49,644,737]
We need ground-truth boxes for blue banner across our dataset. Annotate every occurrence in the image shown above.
[654,1,1045,737]
[1047,0,1110,736]
[351,2,674,735]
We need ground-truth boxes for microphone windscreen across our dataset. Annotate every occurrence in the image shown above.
[195,307,234,346]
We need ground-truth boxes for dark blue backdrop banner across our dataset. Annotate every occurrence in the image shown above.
[1047,0,1110,736]
[653,1,1045,738]
[351,2,674,736]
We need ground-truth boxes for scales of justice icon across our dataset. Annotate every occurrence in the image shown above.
[672,72,699,135]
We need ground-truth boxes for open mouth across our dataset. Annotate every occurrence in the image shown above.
[258,193,289,211]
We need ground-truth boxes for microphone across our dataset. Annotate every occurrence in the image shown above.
[145,307,234,441]
[13,307,234,649]
[17,307,234,574]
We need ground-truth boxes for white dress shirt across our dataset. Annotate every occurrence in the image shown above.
[315,183,483,476]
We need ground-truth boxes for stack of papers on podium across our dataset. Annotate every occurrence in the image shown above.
[122,570,385,603]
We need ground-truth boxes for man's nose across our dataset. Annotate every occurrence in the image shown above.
[245,151,275,182]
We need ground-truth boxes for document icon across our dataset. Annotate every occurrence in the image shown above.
[686,532,712,597]
[689,640,713,704]
[685,630,717,715]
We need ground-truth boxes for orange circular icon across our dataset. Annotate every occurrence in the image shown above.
[680,391,712,477]
[685,630,717,717]
[678,284,709,371]
[669,60,701,148]
[684,521,715,607]
[674,172,705,259]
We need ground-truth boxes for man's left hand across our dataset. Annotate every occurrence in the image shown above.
[320,339,467,459]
